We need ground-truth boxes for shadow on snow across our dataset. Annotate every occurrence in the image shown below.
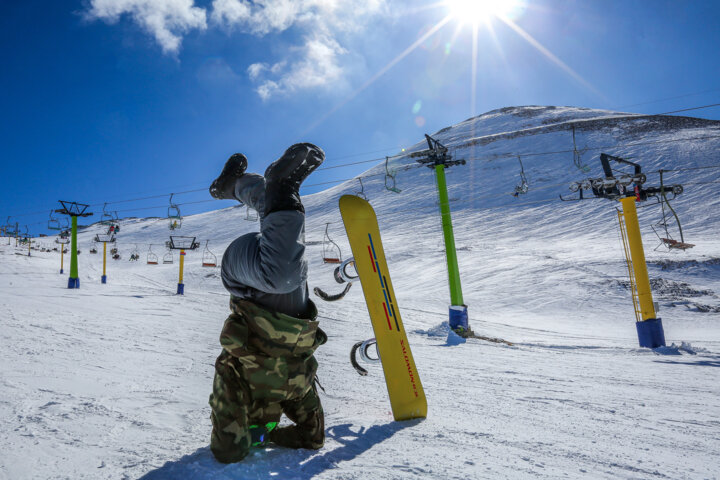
[139,420,419,479]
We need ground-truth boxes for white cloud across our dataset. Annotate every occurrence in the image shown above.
[256,80,280,101]
[247,62,267,81]
[212,0,387,99]
[85,0,207,54]
[250,33,347,100]
[209,0,251,26]
[84,0,390,98]
[211,0,300,35]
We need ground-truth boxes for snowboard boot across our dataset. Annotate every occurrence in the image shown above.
[209,153,248,200]
[263,143,324,216]
[268,408,324,450]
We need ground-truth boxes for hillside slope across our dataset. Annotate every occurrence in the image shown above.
[2,106,719,480]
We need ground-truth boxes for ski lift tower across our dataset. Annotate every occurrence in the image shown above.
[94,232,116,284]
[415,134,468,335]
[24,226,32,256]
[55,230,70,273]
[5,218,18,245]
[55,201,92,288]
[561,153,687,348]
[168,236,199,294]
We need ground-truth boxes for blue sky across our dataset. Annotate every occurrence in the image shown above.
[1,0,719,236]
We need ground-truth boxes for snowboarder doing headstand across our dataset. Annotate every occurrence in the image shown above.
[207,143,327,463]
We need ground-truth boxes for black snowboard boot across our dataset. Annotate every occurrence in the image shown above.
[264,143,324,215]
[209,153,248,200]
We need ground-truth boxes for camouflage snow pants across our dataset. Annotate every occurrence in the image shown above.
[209,350,324,463]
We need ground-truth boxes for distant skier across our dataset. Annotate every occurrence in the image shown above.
[207,143,327,463]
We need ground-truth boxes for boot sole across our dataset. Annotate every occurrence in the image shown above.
[210,154,248,199]
[264,143,324,185]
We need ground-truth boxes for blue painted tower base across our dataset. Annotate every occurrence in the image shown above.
[177,283,184,295]
[449,305,469,332]
[67,277,80,289]
[101,275,107,284]
[60,269,63,274]
[636,318,666,349]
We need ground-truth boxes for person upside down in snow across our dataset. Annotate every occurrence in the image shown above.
[207,143,327,463]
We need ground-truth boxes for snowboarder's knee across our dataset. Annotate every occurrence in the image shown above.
[210,430,251,463]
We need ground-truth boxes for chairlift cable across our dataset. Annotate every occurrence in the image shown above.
[613,88,720,110]
[4,134,720,222]
[654,103,720,116]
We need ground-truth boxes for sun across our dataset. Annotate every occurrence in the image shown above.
[445,0,523,25]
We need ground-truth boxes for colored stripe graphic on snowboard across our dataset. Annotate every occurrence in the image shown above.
[368,233,401,332]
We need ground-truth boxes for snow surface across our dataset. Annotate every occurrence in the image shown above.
[2,106,719,479]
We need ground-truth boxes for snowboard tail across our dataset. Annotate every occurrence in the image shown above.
[339,195,427,420]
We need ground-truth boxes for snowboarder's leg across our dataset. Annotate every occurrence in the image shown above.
[209,351,252,463]
[234,173,266,220]
[221,143,324,297]
[221,210,307,296]
[270,385,325,450]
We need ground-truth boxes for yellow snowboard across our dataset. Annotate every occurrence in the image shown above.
[339,195,427,420]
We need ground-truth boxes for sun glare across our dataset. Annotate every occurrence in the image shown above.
[446,0,523,25]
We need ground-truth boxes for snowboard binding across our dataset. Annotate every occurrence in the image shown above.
[350,338,380,376]
[313,257,358,302]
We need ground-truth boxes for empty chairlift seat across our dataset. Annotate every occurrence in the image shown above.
[202,240,217,267]
[147,246,159,265]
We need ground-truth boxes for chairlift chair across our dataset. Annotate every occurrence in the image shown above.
[129,244,140,262]
[163,250,174,264]
[202,240,217,267]
[245,206,258,222]
[100,203,119,226]
[571,124,591,173]
[513,156,529,197]
[168,194,182,230]
[56,231,70,245]
[650,170,694,251]
[322,223,342,264]
[356,178,368,201]
[5,218,17,237]
[147,245,159,265]
[48,210,62,231]
[384,156,401,193]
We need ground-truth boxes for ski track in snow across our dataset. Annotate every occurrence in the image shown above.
[2,107,720,479]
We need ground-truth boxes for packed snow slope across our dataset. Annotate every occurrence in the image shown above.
[1,106,719,480]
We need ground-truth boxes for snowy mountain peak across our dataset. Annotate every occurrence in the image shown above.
[424,105,720,153]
